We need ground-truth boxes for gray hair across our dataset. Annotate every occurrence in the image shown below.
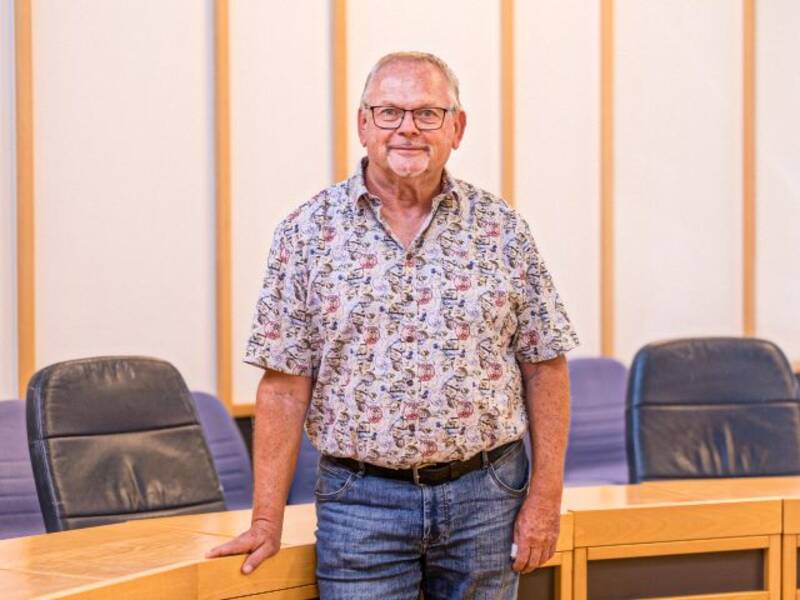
[359,51,462,110]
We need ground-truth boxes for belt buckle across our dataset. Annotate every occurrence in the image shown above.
[412,462,436,485]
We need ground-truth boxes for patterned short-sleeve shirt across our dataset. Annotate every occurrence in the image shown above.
[245,159,579,468]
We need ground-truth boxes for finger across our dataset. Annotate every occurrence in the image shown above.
[205,535,255,559]
[241,540,278,575]
[540,541,557,566]
[512,544,531,573]
[523,546,543,574]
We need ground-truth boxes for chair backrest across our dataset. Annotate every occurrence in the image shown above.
[288,433,320,505]
[0,400,45,539]
[191,392,253,510]
[564,357,629,485]
[27,357,226,532]
[627,337,800,483]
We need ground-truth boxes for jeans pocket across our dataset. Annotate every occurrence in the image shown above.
[487,444,530,497]
[315,460,357,501]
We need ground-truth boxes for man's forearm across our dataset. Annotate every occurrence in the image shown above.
[251,370,312,524]
[520,356,570,501]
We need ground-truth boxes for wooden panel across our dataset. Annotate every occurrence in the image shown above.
[786,499,800,534]
[600,0,614,357]
[573,547,588,600]
[196,546,316,599]
[15,0,35,398]
[642,476,800,503]
[51,564,198,600]
[499,0,514,205]
[587,536,770,561]
[645,593,768,600]
[782,535,797,600]
[742,0,756,336]
[0,568,97,600]
[766,535,781,600]
[232,585,319,600]
[573,499,781,547]
[558,550,573,600]
[214,0,233,412]
[331,0,348,181]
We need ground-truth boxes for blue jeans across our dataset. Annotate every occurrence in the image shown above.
[315,440,529,599]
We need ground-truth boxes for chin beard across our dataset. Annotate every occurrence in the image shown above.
[387,154,429,178]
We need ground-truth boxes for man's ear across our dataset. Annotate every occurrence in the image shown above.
[357,107,369,147]
[451,110,467,150]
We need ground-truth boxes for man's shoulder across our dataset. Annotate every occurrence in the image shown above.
[275,180,351,237]
[452,177,528,234]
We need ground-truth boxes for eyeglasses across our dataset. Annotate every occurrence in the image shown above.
[367,105,454,130]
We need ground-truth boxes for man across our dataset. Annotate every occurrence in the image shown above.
[208,51,578,599]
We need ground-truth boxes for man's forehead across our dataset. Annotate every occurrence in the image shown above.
[365,61,451,103]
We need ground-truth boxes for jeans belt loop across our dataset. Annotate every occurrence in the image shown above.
[357,460,366,475]
[412,465,422,486]
[481,450,489,469]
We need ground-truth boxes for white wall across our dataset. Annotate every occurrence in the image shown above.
[756,0,800,363]
[230,1,331,405]
[614,0,744,363]
[515,0,601,356]
[3,1,800,408]
[1,0,16,398]
[32,0,216,392]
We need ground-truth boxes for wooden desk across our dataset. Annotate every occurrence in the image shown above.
[0,504,572,600]
[564,483,782,600]
[643,477,800,600]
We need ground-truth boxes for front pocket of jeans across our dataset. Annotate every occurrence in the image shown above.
[315,463,356,500]
[487,449,529,497]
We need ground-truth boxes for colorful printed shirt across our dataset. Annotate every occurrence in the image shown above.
[244,159,579,468]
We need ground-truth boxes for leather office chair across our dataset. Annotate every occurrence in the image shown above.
[191,392,253,510]
[0,400,45,539]
[565,357,629,486]
[27,357,226,532]
[627,337,800,483]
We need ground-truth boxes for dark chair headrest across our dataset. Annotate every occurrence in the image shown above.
[628,337,798,407]
[27,356,199,439]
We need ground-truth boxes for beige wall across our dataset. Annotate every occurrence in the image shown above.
[756,0,800,362]
[1,0,16,398]
[3,1,799,404]
[32,0,216,392]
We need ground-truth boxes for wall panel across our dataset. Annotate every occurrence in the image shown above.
[1,0,16,398]
[33,0,216,391]
[515,0,601,356]
[615,0,743,363]
[229,2,331,405]
[756,0,800,363]
[347,0,501,195]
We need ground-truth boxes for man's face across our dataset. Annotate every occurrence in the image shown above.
[358,61,466,180]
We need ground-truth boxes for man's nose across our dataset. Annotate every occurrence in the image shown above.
[396,110,419,134]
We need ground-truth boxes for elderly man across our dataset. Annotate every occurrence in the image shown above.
[208,51,578,599]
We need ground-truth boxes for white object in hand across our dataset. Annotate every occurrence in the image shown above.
[510,543,518,559]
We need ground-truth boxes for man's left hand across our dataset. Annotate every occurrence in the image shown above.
[511,494,561,573]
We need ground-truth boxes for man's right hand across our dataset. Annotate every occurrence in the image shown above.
[205,518,282,574]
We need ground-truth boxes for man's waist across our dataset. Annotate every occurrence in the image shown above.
[323,439,522,486]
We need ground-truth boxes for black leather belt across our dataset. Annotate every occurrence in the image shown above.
[325,440,520,486]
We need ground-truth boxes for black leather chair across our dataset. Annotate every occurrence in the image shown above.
[627,337,800,483]
[27,357,226,532]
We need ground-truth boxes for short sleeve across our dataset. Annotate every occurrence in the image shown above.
[512,220,580,363]
[243,219,314,376]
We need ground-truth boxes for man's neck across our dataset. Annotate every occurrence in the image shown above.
[364,164,443,215]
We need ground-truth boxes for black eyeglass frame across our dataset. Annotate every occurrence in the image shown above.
[366,105,457,131]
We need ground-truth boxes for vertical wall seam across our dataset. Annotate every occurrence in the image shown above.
[15,0,35,398]
[500,0,515,206]
[214,0,233,412]
[600,0,614,357]
[332,0,348,182]
[743,0,756,337]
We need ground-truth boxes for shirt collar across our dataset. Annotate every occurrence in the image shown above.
[347,157,463,217]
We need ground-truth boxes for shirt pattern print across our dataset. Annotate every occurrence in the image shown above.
[245,159,579,468]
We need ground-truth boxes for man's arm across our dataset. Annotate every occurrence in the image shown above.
[511,354,570,574]
[206,368,312,574]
